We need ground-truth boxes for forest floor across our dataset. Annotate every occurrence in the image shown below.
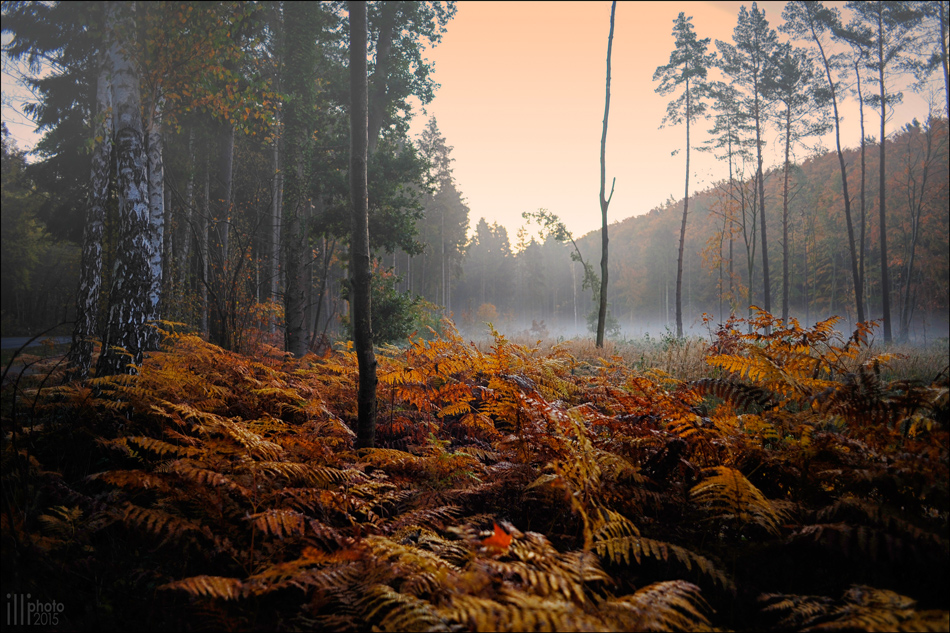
[1,312,948,631]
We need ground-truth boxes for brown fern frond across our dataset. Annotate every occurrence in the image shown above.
[604,580,712,632]
[159,575,244,601]
[126,436,203,458]
[692,377,773,411]
[443,592,606,632]
[592,535,734,592]
[248,509,306,539]
[360,583,448,632]
[691,466,783,536]
[121,502,202,545]
[90,469,171,492]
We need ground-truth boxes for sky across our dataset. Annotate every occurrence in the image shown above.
[2,1,937,241]
[406,0,936,240]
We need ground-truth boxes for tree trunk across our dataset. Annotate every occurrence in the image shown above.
[350,1,377,449]
[675,75,690,339]
[208,121,234,349]
[876,15,892,343]
[145,96,164,349]
[69,37,113,380]
[597,1,617,348]
[781,107,791,325]
[97,4,153,376]
[808,21,865,324]
[754,88,771,320]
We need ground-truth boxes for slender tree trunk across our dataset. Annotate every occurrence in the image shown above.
[781,107,791,325]
[145,97,164,349]
[856,62,868,319]
[198,154,209,334]
[754,89,771,320]
[350,1,377,449]
[98,4,153,376]
[877,16,893,343]
[941,1,949,119]
[675,75,690,338]
[179,128,195,293]
[69,40,113,380]
[810,22,865,323]
[597,1,617,348]
[208,121,234,349]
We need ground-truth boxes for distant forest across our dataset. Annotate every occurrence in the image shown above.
[1,1,948,353]
[474,117,949,340]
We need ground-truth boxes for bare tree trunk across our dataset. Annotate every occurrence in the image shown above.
[350,1,377,449]
[876,16,893,343]
[805,18,865,324]
[69,37,113,379]
[597,1,617,348]
[781,107,791,325]
[675,75,690,339]
[208,121,234,349]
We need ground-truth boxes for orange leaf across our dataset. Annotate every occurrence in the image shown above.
[481,522,512,552]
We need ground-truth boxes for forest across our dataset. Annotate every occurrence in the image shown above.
[1,1,949,631]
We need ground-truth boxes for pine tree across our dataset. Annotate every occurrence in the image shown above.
[654,12,715,338]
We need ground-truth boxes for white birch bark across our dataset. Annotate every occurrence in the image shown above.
[146,96,165,335]
[68,29,113,379]
[97,3,153,376]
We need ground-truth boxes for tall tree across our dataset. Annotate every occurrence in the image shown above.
[596,1,617,348]
[282,2,323,358]
[349,0,377,449]
[654,12,715,337]
[844,0,922,343]
[96,2,154,376]
[68,28,112,379]
[718,2,779,321]
[763,45,831,324]
[781,1,866,324]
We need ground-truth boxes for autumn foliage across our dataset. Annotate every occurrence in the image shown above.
[2,313,948,630]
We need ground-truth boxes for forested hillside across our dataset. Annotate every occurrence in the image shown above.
[447,119,948,340]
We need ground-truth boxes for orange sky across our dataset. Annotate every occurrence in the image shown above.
[409,1,935,240]
[2,2,936,242]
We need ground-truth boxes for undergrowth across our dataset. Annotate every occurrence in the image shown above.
[1,310,947,631]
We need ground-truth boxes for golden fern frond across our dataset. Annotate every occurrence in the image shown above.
[167,460,246,493]
[690,466,783,536]
[248,509,306,539]
[482,559,588,603]
[238,461,350,487]
[605,580,712,632]
[360,584,448,632]
[593,535,734,592]
[159,575,244,601]
[443,593,605,632]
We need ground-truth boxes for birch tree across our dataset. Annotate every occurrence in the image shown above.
[97,3,154,376]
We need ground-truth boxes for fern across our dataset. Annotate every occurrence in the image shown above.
[690,466,784,536]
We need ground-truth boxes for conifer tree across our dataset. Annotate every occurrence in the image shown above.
[654,12,715,337]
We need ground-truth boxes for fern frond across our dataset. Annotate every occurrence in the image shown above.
[360,583,447,631]
[690,466,783,536]
[605,580,712,632]
[121,503,202,545]
[160,575,244,601]
[248,509,306,539]
[593,535,734,592]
